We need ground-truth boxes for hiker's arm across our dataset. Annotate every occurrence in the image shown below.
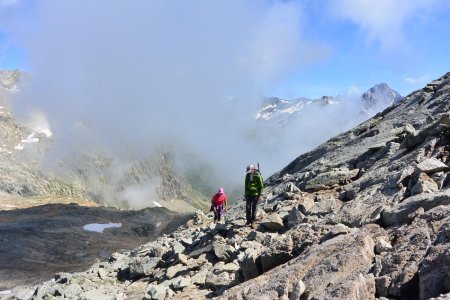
[257,175,264,200]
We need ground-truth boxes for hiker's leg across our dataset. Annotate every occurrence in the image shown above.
[214,209,219,222]
[251,196,258,222]
[218,204,224,223]
[245,196,252,224]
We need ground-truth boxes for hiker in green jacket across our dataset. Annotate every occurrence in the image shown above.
[245,164,264,226]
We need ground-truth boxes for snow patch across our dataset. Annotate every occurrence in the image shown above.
[83,223,122,233]
[22,132,39,144]
[26,111,53,138]
[153,201,162,207]
[14,143,24,150]
[156,221,162,227]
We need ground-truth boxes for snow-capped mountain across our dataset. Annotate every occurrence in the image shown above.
[255,96,311,124]
[256,83,402,124]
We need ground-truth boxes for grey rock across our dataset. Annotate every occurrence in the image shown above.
[289,279,306,299]
[191,269,208,286]
[410,172,439,195]
[11,285,36,300]
[382,189,450,226]
[171,241,185,255]
[260,213,284,231]
[213,240,236,262]
[239,249,262,281]
[419,235,450,298]
[247,230,266,243]
[321,223,350,242]
[166,264,188,280]
[188,244,213,258]
[205,271,234,288]
[305,168,359,191]
[417,158,449,174]
[63,283,83,298]
[170,276,191,290]
[286,207,305,229]
[240,240,263,250]
[145,284,169,300]
[223,228,376,299]
[129,257,160,278]
[375,237,393,254]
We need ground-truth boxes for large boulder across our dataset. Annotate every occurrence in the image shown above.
[221,227,376,299]
[374,205,450,298]
[305,168,359,191]
[260,213,284,231]
[417,158,449,174]
[381,189,450,226]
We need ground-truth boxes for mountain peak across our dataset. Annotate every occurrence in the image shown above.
[361,83,403,114]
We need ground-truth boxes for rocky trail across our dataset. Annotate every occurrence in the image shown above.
[3,72,450,299]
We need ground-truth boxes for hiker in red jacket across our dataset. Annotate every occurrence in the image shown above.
[211,188,228,223]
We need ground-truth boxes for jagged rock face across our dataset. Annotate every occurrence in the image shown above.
[7,73,450,299]
[0,70,21,91]
[0,71,79,198]
[361,83,403,115]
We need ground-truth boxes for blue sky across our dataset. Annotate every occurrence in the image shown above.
[0,0,449,99]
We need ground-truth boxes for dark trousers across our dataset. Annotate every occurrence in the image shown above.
[245,195,258,223]
[213,204,224,222]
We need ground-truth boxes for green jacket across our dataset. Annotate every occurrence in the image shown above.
[245,171,264,196]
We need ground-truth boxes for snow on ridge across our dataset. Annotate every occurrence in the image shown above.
[22,133,39,144]
[153,201,162,207]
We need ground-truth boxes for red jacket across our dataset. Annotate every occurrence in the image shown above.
[211,193,227,205]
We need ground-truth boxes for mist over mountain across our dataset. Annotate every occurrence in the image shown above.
[13,72,450,300]
[0,70,210,211]
[249,83,403,173]
[0,69,405,210]
[256,83,402,124]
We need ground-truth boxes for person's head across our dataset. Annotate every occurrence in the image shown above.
[246,165,255,173]
[218,187,224,194]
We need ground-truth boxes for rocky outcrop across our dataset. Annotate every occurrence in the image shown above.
[3,72,450,299]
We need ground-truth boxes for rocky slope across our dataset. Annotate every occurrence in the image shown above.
[0,70,87,198]
[3,73,450,300]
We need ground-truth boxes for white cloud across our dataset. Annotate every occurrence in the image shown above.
[12,1,325,188]
[347,85,361,96]
[329,0,440,51]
